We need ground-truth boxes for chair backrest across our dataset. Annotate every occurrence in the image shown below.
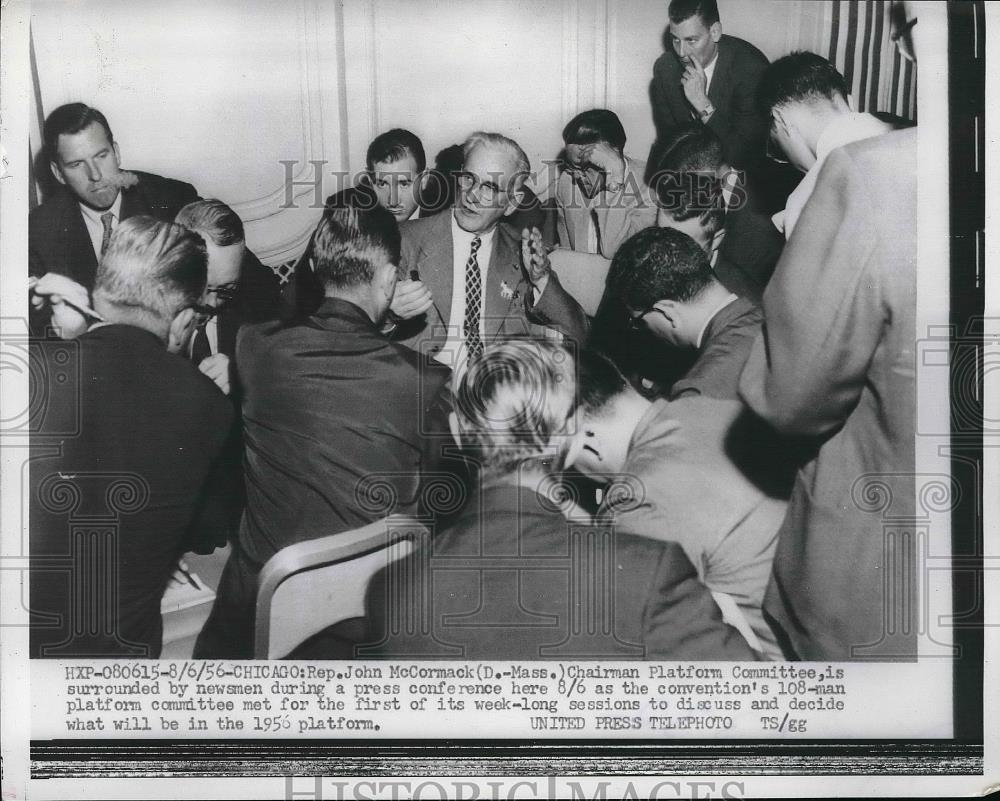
[254,515,428,659]
[549,248,612,317]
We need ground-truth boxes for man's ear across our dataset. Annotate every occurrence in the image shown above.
[113,141,122,168]
[652,298,680,326]
[50,160,67,187]
[447,411,462,448]
[710,21,722,42]
[418,170,430,190]
[167,307,197,354]
[503,187,525,218]
[709,227,727,256]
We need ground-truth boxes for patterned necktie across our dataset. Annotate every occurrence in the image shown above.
[191,322,212,364]
[463,236,484,360]
[99,212,114,257]
[589,207,603,255]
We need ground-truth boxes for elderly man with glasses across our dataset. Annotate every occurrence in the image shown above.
[387,131,588,376]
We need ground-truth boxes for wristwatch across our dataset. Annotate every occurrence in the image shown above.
[699,102,715,121]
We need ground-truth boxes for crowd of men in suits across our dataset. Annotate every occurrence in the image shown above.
[28,0,920,663]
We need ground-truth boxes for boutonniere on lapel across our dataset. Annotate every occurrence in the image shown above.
[500,280,519,302]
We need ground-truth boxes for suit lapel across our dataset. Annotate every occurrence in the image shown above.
[119,184,150,221]
[420,212,454,330]
[58,199,99,288]
[708,37,733,108]
[483,224,520,340]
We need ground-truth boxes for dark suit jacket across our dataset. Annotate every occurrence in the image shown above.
[236,298,451,567]
[214,250,283,360]
[356,482,758,660]
[29,325,234,658]
[394,211,589,354]
[714,202,784,302]
[739,130,918,661]
[29,171,200,288]
[670,295,762,400]
[651,35,769,168]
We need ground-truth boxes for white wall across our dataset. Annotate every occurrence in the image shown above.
[31,0,821,265]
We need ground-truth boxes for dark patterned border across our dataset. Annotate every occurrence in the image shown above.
[30,740,982,778]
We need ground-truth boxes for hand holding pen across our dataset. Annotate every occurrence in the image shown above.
[30,272,104,339]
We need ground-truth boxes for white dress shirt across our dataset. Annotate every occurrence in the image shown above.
[78,193,123,260]
[189,316,220,359]
[774,112,892,239]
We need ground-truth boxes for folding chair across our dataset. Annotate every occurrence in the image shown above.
[253,515,427,659]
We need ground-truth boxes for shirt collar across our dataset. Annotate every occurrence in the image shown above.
[451,210,497,251]
[816,112,892,164]
[78,191,123,227]
[696,292,738,349]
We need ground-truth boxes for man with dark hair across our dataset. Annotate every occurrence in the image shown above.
[389,131,588,374]
[758,51,894,238]
[194,204,450,659]
[175,199,281,387]
[548,109,656,259]
[651,122,783,301]
[650,0,769,170]
[30,217,234,658]
[562,346,785,658]
[289,128,430,317]
[352,340,760,661]
[30,103,201,325]
[737,6,921,660]
[607,226,761,401]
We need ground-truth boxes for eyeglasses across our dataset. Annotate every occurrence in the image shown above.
[766,119,789,165]
[627,307,654,331]
[205,281,240,305]
[456,171,508,204]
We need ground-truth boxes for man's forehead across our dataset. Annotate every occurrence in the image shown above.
[205,240,244,281]
[669,15,709,36]
[371,154,419,176]
[56,121,112,157]
[464,144,518,178]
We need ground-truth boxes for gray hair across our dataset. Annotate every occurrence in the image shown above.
[462,131,531,191]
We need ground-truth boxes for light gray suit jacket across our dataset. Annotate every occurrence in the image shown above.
[393,210,589,356]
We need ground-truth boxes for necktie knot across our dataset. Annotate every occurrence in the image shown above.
[470,236,481,257]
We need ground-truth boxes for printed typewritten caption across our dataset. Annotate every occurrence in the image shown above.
[34,660,951,739]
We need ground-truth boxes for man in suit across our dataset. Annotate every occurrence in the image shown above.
[759,52,895,239]
[356,340,758,661]
[651,122,783,302]
[29,103,200,332]
[607,226,760,401]
[388,131,589,374]
[563,348,787,658]
[650,0,769,171]
[739,127,918,661]
[548,109,656,259]
[30,217,234,658]
[194,205,450,659]
[287,129,431,317]
[174,199,282,392]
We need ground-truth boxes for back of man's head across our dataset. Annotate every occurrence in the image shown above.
[43,102,114,161]
[311,204,400,291]
[607,226,714,310]
[366,128,426,173]
[650,122,727,233]
[453,340,576,475]
[562,109,627,152]
[175,199,245,246]
[757,51,849,117]
[668,0,720,26]
[94,216,207,333]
